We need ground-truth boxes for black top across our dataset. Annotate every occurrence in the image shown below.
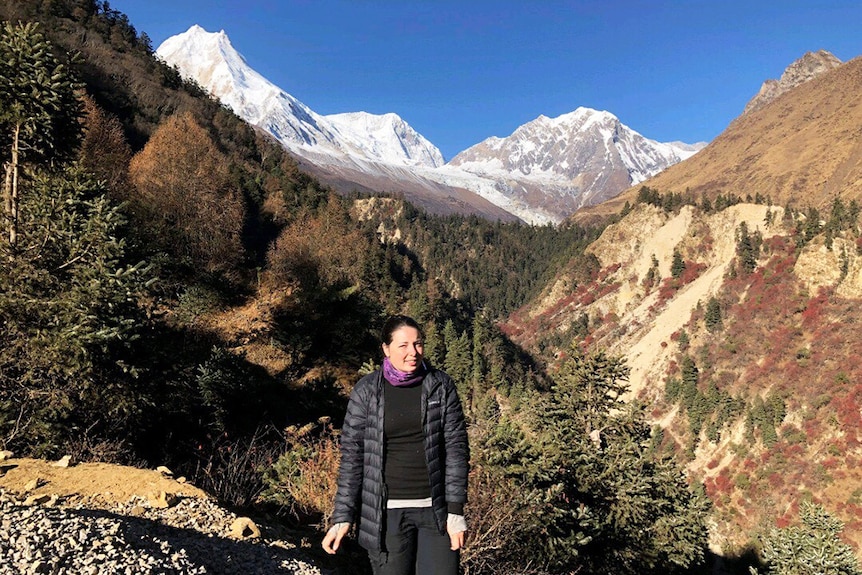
[383,380,431,499]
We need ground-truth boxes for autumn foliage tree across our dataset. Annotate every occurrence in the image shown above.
[266,194,374,292]
[78,93,131,199]
[128,111,245,275]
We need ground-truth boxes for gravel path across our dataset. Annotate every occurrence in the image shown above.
[0,489,324,574]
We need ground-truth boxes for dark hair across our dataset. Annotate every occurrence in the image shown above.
[381,315,424,345]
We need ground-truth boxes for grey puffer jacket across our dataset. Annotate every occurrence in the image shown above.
[330,367,469,551]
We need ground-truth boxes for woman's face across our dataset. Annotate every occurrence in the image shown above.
[383,326,424,373]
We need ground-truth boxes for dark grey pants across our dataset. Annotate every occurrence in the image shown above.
[368,508,459,575]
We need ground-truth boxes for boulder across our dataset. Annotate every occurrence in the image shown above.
[230,517,261,539]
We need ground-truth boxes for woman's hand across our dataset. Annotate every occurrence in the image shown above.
[446,513,468,551]
[322,522,351,554]
[447,529,467,551]
[447,523,467,550]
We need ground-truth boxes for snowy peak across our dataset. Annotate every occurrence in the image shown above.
[450,107,701,192]
[326,112,444,168]
[156,26,443,167]
[158,25,330,148]
[157,25,703,224]
[157,25,285,124]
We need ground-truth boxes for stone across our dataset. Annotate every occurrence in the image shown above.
[230,517,261,539]
[176,476,187,484]
[24,478,42,492]
[129,505,146,517]
[51,455,72,468]
[23,494,51,506]
[0,450,14,461]
[149,491,178,509]
[156,465,173,476]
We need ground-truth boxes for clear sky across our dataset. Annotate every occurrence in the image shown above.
[110,0,862,161]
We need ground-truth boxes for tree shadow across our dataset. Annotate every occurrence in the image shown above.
[700,546,762,574]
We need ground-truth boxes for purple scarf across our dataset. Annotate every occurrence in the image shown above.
[383,357,427,387]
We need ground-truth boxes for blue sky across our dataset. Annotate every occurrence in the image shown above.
[111,1,862,161]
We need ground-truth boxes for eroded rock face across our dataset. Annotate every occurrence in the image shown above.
[743,50,843,115]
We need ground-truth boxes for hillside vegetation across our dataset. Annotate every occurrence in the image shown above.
[505,187,862,562]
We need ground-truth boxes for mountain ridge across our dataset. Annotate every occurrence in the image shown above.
[743,49,843,115]
[157,25,702,224]
[573,51,860,223]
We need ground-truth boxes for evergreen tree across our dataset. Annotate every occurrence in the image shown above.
[804,206,822,242]
[755,501,862,575]
[0,165,150,454]
[422,320,444,367]
[471,313,489,392]
[671,248,686,279]
[737,221,758,274]
[445,329,472,408]
[680,355,700,409]
[509,345,709,574]
[0,21,82,248]
[705,297,723,332]
[441,319,458,364]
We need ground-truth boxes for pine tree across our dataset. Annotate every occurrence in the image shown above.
[671,248,686,279]
[441,319,457,364]
[508,345,710,574]
[422,320,444,367]
[737,222,758,274]
[0,165,150,454]
[705,297,723,332]
[0,21,82,248]
[471,313,489,392]
[755,501,862,575]
[444,329,472,408]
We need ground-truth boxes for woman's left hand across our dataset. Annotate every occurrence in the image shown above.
[447,525,466,550]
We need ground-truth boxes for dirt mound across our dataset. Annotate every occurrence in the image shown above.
[0,457,208,506]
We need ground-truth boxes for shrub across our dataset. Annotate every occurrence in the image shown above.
[260,420,341,526]
[187,427,282,510]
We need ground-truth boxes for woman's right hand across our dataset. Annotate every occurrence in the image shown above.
[322,522,351,554]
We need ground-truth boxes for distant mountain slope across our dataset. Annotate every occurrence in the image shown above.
[157,25,522,221]
[579,51,861,221]
[157,25,444,168]
[158,26,702,224]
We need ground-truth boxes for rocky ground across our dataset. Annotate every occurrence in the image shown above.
[0,457,327,574]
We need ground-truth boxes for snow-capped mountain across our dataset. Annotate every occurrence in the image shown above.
[157,26,703,224]
[441,108,704,216]
[157,25,444,169]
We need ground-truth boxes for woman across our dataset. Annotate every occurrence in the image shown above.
[322,315,469,575]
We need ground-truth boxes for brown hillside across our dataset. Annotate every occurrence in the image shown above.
[576,55,862,221]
